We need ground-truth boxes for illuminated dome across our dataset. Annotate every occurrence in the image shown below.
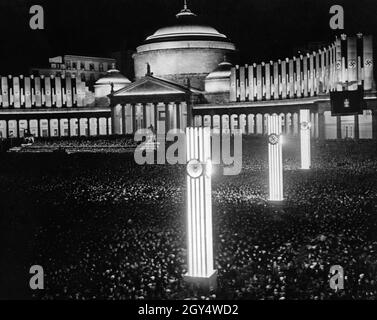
[95,67,131,105]
[95,67,131,85]
[133,1,236,90]
[205,60,233,93]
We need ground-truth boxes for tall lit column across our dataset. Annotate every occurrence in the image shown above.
[267,114,283,202]
[300,109,311,170]
[184,127,216,290]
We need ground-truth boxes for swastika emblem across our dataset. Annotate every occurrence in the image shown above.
[349,60,356,69]
[268,134,279,145]
[187,159,204,179]
[365,59,373,67]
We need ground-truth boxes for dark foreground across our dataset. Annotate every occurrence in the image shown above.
[0,138,377,300]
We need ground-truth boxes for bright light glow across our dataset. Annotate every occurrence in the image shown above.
[268,114,284,201]
[300,109,311,170]
[186,127,215,278]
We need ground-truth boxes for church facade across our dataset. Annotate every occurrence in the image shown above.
[0,3,376,140]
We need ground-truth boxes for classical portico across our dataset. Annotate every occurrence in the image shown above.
[109,74,198,135]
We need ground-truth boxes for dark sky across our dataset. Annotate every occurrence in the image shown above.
[0,0,376,74]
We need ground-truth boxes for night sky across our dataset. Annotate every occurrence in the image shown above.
[0,0,376,75]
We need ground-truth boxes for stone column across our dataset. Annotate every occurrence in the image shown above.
[16,120,20,138]
[87,118,90,136]
[142,103,147,129]
[37,119,41,137]
[154,103,158,133]
[175,102,181,129]
[77,118,81,136]
[68,119,71,137]
[5,120,8,139]
[336,116,342,139]
[372,109,377,140]
[354,114,360,140]
[318,112,325,140]
[165,103,169,133]
[122,105,126,135]
[132,104,137,133]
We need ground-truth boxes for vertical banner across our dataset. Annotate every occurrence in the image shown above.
[267,114,283,202]
[247,64,255,101]
[44,76,52,107]
[300,109,311,170]
[335,38,343,91]
[66,76,73,107]
[239,65,246,101]
[230,67,236,101]
[363,35,373,90]
[356,33,364,86]
[273,61,279,99]
[2,77,9,107]
[35,77,42,106]
[77,80,85,106]
[236,65,241,101]
[303,55,309,96]
[281,59,287,99]
[315,52,320,94]
[288,58,294,98]
[256,64,262,101]
[320,49,325,93]
[296,56,302,97]
[309,53,314,96]
[347,37,357,90]
[13,76,20,108]
[55,76,62,107]
[24,77,32,108]
[265,62,271,100]
[185,127,216,289]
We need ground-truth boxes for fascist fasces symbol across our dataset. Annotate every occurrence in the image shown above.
[268,133,279,145]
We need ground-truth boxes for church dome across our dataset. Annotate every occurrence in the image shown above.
[95,67,131,104]
[133,1,236,90]
[205,60,233,93]
[95,67,131,85]
[206,60,233,80]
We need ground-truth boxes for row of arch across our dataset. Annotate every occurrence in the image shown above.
[0,117,112,139]
[193,112,319,138]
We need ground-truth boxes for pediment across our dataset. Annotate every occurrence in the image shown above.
[112,76,190,97]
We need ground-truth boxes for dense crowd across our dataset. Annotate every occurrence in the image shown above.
[0,137,376,300]
[16,136,138,153]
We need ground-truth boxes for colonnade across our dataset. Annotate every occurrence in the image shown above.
[0,117,112,139]
[111,102,187,135]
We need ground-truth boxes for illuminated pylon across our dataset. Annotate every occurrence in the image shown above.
[300,109,311,170]
[267,114,284,202]
[184,127,217,290]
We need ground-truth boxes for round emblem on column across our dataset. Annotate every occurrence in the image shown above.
[187,159,204,179]
[268,133,279,145]
[301,121,311,130]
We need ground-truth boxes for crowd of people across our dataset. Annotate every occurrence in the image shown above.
[0,137,376,300]
[16,136,138,153]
